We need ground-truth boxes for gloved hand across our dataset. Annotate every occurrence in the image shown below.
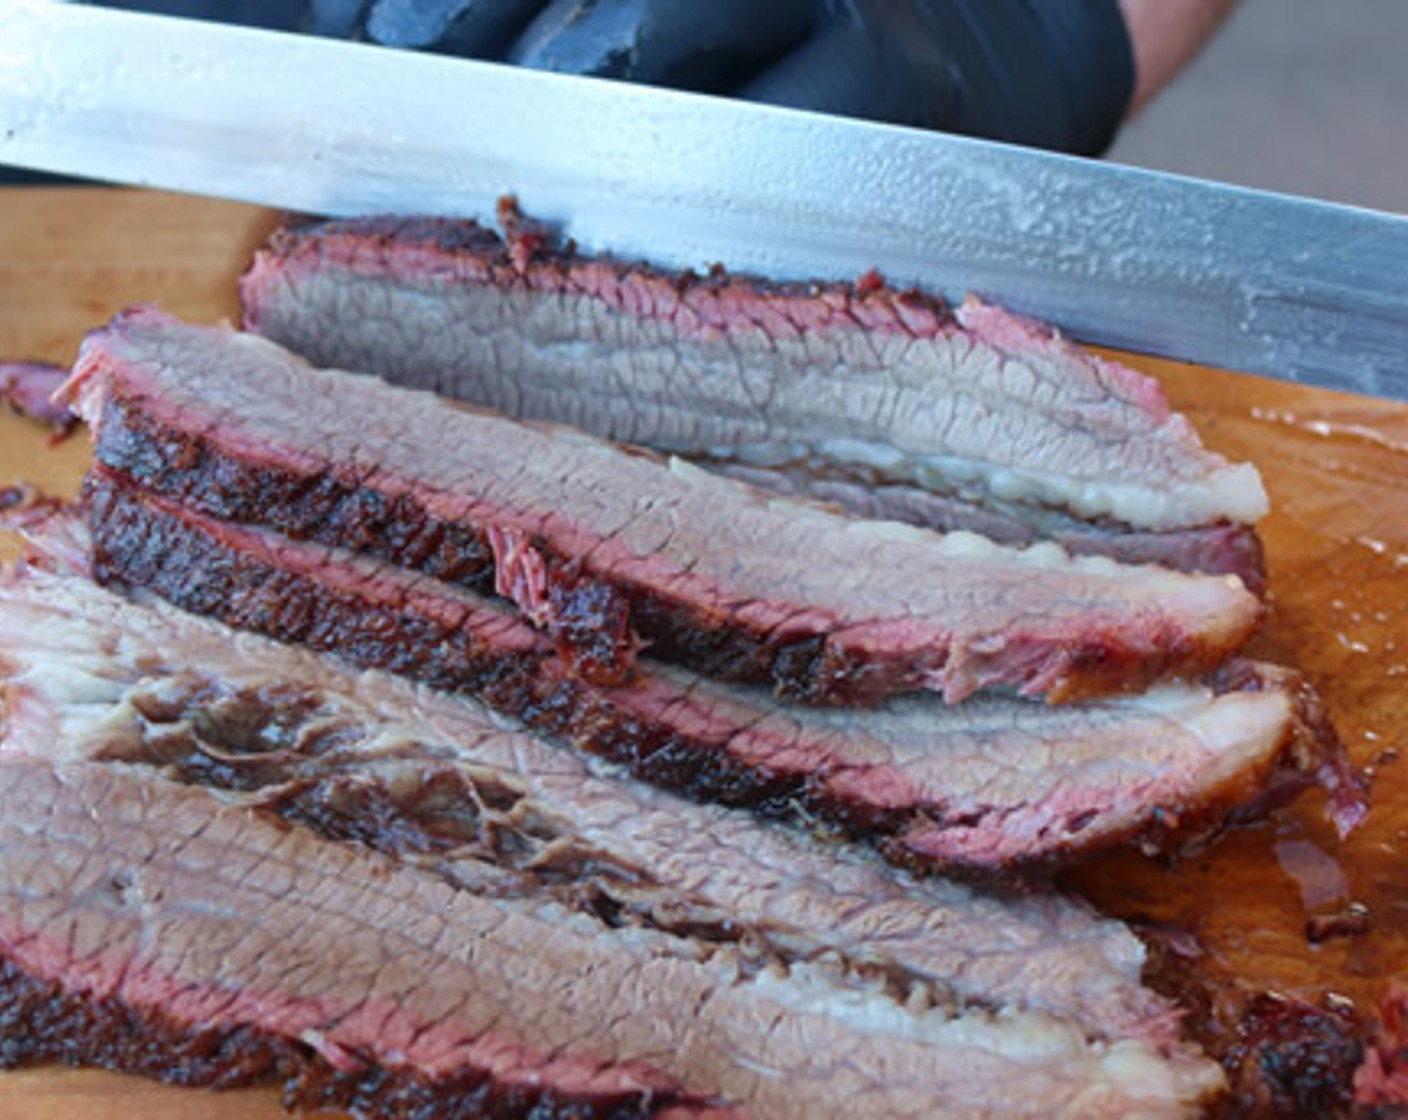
[742,1,1135,156]
[108,0,1135,157]
[343,0,1134,156]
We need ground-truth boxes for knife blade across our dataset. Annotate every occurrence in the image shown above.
[2,1,1407,397]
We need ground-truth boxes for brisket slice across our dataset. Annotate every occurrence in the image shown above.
[66,307,1264,703]
[0,955,728,1120]
[0,560,1196,1050]
[0,757,1225,1120]
[0,765,728,1120]
[0,360,78,435]
[82,470,1363,875]
[712,463,1268,598]
[236,204,1267,580]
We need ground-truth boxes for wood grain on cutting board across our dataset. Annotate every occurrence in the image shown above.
[1,187,1406,1119]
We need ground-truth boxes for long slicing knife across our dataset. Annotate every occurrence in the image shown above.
[2,1,1406,396]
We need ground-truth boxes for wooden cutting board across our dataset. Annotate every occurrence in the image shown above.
[1,187,1405,1118]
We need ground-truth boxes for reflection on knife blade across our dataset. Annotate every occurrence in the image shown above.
[1,2,1406,391]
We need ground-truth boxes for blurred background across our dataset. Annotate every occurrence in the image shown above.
[1109,0,1408,213]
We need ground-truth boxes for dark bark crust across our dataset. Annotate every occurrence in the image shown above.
[93,385,870,700]
[84,467,893,841]
[84,467,1353,883]
[0,954,696,1118]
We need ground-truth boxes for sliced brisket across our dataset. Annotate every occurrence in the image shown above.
[0,562,1191,1045]
[80,473,1362,874]
[0,360,78,436]
[4,757,1020,1120]
[237,204,1267,587]
[0,764,1224,1117]
[67,308,1264,703]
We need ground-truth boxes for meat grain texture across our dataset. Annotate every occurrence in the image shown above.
[0,566,1227,1118]
[240,204,1268,589]
[68,307,1265,705]
[78,476,1359,874]
[0,224,1354,1116]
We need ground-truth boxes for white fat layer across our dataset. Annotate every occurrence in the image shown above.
[669,456,1254,599]
[748,964,1225,1106]
[1113,681,1291,754]
[1183,690,1295,783]
[713,437,1269,529]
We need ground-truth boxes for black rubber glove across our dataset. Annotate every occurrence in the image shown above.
[506,0,817,90]
[95,0,1136,157]
[352,0,545,55]
[744,1,1136,156]
[360,0,1134,156]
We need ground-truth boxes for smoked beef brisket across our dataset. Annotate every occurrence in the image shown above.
[66,308,1264,704]
[0,564,1190,1042]
[80,474,1362,874]
[238,204,1267,589]
[0,361,77,435]
[0,570,1228,1118]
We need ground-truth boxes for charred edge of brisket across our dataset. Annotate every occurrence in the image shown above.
[82,471,958,867]
[0,953,711,1119]
[83,470,882,821]
[490,525,638,686]
[543,563,636,686]
[95,383,638,687]
[0,953,284,1089]
[85,469,1344,883]
[1219,993,1365,1119]
[90,387,925,703]
[255,197,960,345]
[93,387,501,586]
[84,466,550,708]
[1134,925,1367,1119]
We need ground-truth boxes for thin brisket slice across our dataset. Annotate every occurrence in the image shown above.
[6,758,1172,1120]
[0,580,1228,1117]
[0,563,1194,1046]
[82,472,1363,874]
[66,307,1264,703]
[0,360,78,435]
[238,204,1267,589]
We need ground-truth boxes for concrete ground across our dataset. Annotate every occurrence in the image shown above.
[1108,0,1408,214]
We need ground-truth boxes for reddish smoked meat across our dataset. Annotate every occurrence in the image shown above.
[82,470,1357,877]
[65,307,1266,706]
[239,203,1268,591]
